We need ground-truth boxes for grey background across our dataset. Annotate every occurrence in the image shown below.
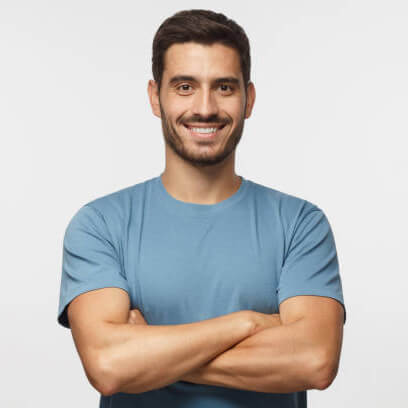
[1,0,407,406]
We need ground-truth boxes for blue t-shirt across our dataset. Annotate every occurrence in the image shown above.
[57,174,346,407]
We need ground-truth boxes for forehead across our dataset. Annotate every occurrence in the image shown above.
[163,42,242,82]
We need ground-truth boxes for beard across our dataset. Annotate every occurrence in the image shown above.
[158,101,245,168]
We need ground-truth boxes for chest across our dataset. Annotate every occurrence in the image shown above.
[124,211,283,324]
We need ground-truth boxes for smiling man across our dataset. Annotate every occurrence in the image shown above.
[57,9,346,408]
[151,41,250,175]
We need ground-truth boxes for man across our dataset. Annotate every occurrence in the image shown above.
[57,9,346,407]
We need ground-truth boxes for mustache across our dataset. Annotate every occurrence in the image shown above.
[182,116,228,125]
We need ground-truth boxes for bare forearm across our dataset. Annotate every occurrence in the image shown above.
[181,317,322,393]
[103,311,253,394]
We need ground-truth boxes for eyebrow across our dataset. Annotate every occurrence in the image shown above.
[168,75,240,87]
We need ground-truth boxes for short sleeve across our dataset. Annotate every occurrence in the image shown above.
[277,205,346,324]
[57,204,130,329]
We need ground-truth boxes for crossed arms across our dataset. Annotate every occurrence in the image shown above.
[66,287,344,396]
[178,296,344,394]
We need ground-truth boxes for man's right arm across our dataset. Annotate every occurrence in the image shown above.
[67,287,254,396]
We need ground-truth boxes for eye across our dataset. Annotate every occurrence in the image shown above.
[177,84,193,93]
[219,84,234,93]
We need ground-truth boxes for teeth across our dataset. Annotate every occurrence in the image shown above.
[190,127,218,133]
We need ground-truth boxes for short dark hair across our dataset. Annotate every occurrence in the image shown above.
[152,9,251,94]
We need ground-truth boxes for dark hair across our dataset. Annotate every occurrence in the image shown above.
[152,9,251,94]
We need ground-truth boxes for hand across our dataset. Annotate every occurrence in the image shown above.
[127,308,148,325]
[249,311,282,336]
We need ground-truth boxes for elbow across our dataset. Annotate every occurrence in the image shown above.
[93,350,150,395]
[99,384,117,398]
[310,351,339,391]
[88,351,119,397]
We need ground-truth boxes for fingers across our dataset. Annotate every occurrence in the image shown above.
[127,308,148,325]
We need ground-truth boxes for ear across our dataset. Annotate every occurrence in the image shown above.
[244,81,256,119]
[148,79,161,118]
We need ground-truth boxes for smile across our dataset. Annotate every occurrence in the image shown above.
[183,124,226,138]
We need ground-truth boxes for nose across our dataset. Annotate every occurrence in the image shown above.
[191,87,219,118]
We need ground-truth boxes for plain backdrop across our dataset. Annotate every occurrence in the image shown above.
[1,1,407,407]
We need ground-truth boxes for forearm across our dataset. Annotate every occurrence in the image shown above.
[181,316,322,393]
[103,311,253,395]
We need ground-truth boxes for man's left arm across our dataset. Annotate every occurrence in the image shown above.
[180,295,345,393]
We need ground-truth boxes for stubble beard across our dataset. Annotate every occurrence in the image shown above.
[158,101,245,168]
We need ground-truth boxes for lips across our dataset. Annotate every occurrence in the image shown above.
[183,124,226,130]
[183,123,226,139]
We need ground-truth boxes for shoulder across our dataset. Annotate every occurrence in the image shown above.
[85,178,150,217]
[248,179,322,228]
[65,177,154,239]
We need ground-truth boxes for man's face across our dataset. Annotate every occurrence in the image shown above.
[149,42,255,167]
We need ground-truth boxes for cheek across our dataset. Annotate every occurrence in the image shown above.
[165,103,188,123]
[162,108,183,128]
[221,97,245,117]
